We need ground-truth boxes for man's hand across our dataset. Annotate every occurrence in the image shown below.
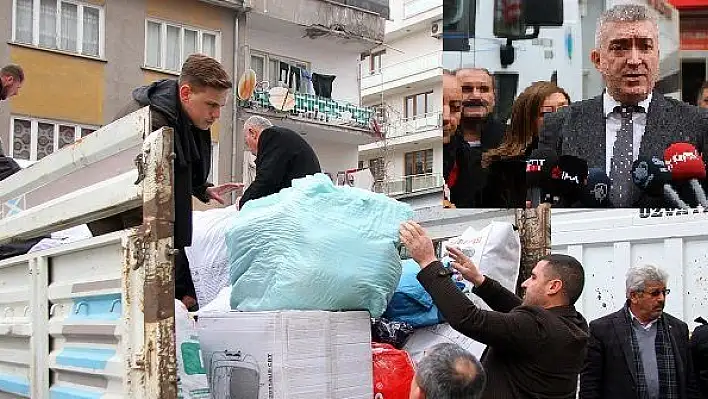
[399,221,438,268]
[206,183,244,205]
[447,246,485,287]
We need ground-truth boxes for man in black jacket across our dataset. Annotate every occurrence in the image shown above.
[91,54,241,309]
[238,115,321,209]
[580,264,701,399]
[399,221,589,399]
[691,317,708,396]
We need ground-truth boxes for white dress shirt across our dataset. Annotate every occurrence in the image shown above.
[603,91,653,173]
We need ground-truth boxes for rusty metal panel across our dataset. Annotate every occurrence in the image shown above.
[123,126,177,399]
[551,209,708,330]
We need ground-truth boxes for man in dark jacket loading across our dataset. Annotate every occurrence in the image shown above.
[91,54,241,308]
[399,221,589,399]
[238,115,321,209]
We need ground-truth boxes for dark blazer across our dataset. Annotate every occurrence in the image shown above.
[538,92,708,207]
[690,322,708,397]
[418,261,589,399]
[239,126,320,208]
[580,308,702,399]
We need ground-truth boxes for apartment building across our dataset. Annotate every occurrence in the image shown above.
[236,0,389,190]
[357,0,443,208]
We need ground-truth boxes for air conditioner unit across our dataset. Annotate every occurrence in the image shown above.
[431,20,442,38]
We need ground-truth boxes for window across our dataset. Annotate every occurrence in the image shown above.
[370,50,384,74]
[12,0,104,57]
[250,51,310,93]
[207,142,218,185]
[404,149,433,176]
[9,117,97,162]
[405,92,434,119]
[145,19,220,73]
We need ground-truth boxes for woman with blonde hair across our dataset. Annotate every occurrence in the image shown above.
[480,81,570,207]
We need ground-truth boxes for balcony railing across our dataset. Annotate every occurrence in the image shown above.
[244,90,378,130]
[385,112,441,139]
[403,0,441,19]
[374,173,443,195]
[360,51,442,91]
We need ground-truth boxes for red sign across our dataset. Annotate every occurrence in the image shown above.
[680,17,708,50]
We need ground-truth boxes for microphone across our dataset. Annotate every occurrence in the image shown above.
[526,149,558,207]
[663,143,708,208]
[631,156,690,209]
[579,168,613,207]
[548,155,588,207]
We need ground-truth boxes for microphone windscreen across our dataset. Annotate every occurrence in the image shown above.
[631,156,671,197]
[663,142,707,181]
[526,149,558,187]
[547,155,588,205]
[581,168,612,207]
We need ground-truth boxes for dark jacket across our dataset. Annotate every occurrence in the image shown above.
[239,126,320,208]
[480,137,538,208]
[690,319,708,397]
[537,92,708,208]
[113,79,213,248]
[0,155,48,260]
[444,117,505,208]
[418,261,589,399]
[580,308,702,399]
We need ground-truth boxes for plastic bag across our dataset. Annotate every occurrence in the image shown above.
[226,174,413,318]
[440,222,521,301]
[382,259,445,328]
[175,300,209,399]
[372,343,416,399]
[184,207,239,308]
[372,318,415,349]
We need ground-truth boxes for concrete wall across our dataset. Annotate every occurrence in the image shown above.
[308,139,361,175]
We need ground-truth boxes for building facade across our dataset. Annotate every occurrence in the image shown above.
[357,0,443,208]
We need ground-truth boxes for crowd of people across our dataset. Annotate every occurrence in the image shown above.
[398,221,707,399]
[444,4,708,209]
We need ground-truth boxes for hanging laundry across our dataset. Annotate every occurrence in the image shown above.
[312,73,336,99]
[289,65,301,92]
[301,70,315,95]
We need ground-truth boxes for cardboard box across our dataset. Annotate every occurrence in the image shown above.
[197,310,373,399]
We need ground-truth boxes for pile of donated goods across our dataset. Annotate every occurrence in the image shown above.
[175,173,522,399]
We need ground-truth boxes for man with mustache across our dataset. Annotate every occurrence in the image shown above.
[538,4,708,207]
[445,68,504,207]
[0,64,24,155]
[580,264,701,399]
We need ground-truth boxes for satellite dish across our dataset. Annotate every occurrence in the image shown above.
[268,87,295,112]
[237,69,257,100]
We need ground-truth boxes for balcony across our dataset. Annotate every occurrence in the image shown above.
[374,173,444,196]
[242,90,382,144]
[360,51,442,100]
[385,112,441,140]
[403,0,441,19]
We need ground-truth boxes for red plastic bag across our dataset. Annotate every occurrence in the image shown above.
[372,343,416,399]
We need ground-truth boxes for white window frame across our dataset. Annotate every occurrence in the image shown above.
[11,0,106,58]
[249,50,310,90]
[208,142,219,185]
[8,116,99,163]
[144,18,221,74]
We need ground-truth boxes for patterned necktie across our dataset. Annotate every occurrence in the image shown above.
[610,105,643,207]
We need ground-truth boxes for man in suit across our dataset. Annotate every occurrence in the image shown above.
[238,115,321,209]
[538,4,708,207]
[445,68,505,208]
[691,317,708,396]
[580,264,701,399]
[399,221,589,399]
[409,343,486,399]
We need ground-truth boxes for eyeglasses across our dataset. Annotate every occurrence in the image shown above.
[642,288,670,297]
